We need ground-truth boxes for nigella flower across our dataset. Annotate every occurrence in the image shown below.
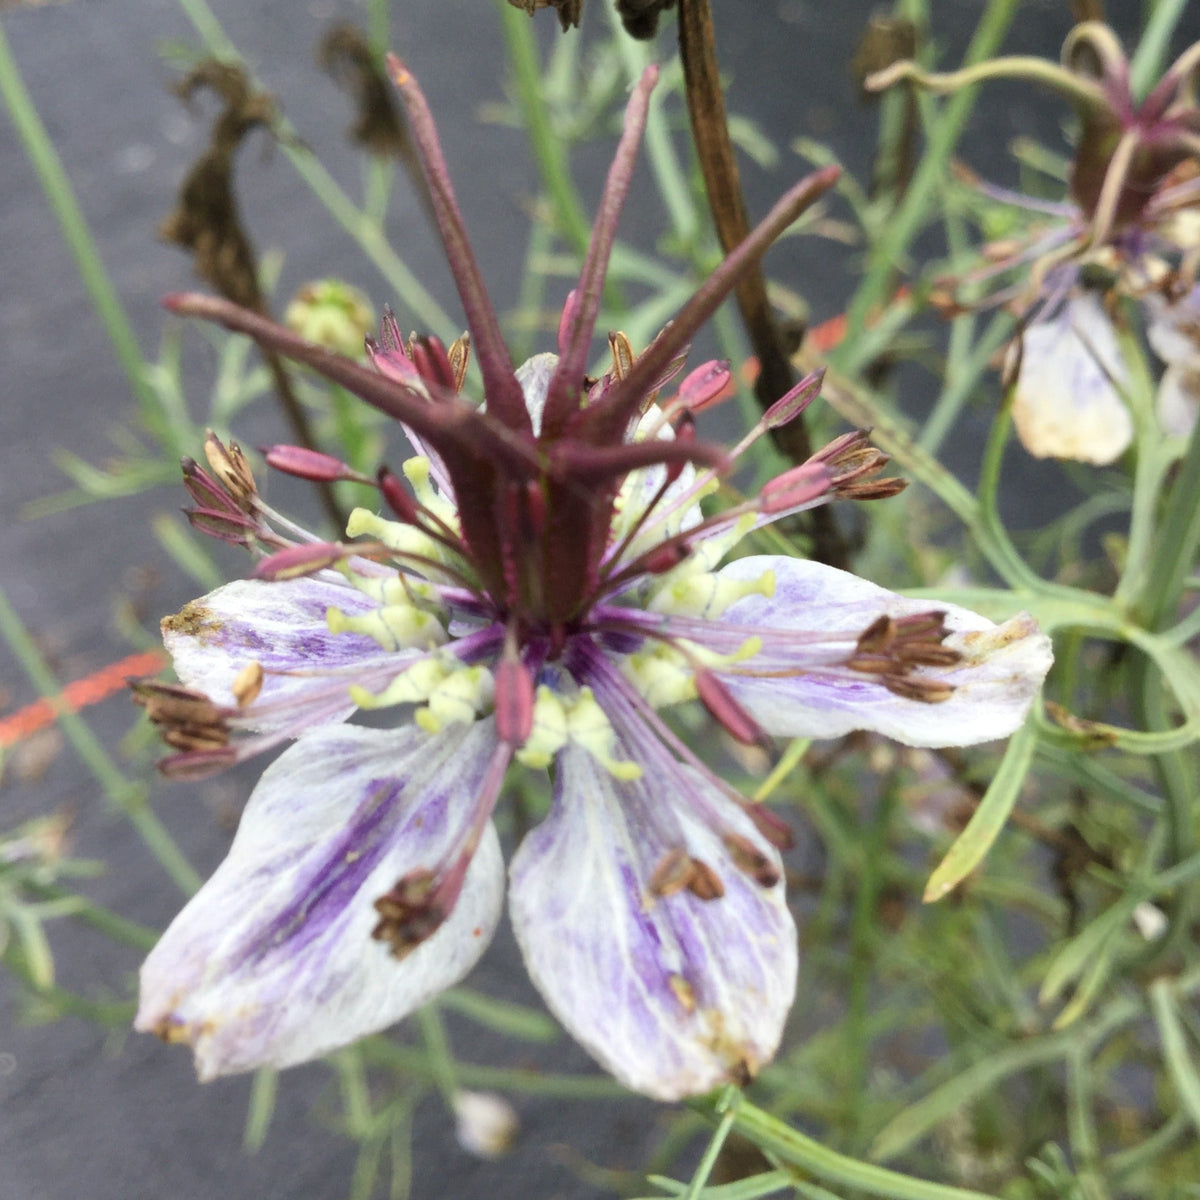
[1010,291,1131,464]
[135,60,1053,1099]
[868,22,1200,463]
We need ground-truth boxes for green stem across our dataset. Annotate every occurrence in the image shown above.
[1129,0,1193,99]
[415,1003,459,1105]
[844,783,896,1147]
[919,309,1014,456]
[1135,406,1200,632]
[608,20,699,248]
[497,1,594,261]
[0,19,154,412]
[676,0,844,567]
[729,1098,999,1200]
[836,0,1019,366]
[0,585,199,895]
[682,1088,740,1200]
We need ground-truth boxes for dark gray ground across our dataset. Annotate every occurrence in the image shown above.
[2,3,1193,1198]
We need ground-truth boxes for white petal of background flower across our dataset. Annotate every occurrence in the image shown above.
[1013,293,1132,464]
[509,742,795,1101]
[137,721,505,1079]
[1156,361,1200,438]
[714,557,1053,746]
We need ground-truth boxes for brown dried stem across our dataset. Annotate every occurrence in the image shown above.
[677,0,847,568]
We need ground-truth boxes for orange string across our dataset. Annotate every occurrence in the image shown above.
[0,649,168,748]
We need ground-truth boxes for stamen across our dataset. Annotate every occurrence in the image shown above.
[447,332,471,392]
[131,680,232,752]
[253,541,361,581]
[843,612,962,700]
[231,661,264,707]
[411,334,457,392]
[203,432,257,508]
[370,739,512,958]
[263,444,368,483]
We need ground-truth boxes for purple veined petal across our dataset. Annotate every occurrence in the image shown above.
[163,576,406,733]
[509,741,796,1100]
[710,556,1053,747]
[1013,293,1132,465]
[136,720,505,1079]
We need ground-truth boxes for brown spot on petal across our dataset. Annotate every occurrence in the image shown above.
[162,600,222,641]
[1044,700,1120,748]
[668,974,696,1013]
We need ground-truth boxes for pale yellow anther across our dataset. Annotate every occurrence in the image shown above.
[514,685,569,769]
[685,514,757,574]
[401,456,457,528]
[693,634,762,669]
[623,645,697,709]
[327,603,447,652]
[349,656,449,710]
[346,507,461,576]
[649,567,775,621]
[342,569,440,611]
[423,665,494,729]
[566,688,643,781]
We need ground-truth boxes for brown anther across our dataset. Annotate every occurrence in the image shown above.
[231,661,264,707]
[447,332,471,392]
[648,847,693,898]
[608,330,635,381]
[882,675,955,704]
[181,457,240,513]
[722,833,781,888]
[132,683,226,726]
[894,611,949,638]
[185,506,258,547]
[132,679,233,752]
[846,653,894,674]
[855,615,895,654]
[371,868,445,958]
[848,611,958,696]
[162,726,231,752]
[895,643,963,668]
[685,858,725,901]
[837,477,908,500]
[203,432,257,509]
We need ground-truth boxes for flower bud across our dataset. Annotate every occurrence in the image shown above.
[284,279,375,358]
[452,1091,519,1159]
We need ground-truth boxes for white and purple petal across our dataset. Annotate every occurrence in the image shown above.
[137,720,504,1079]
[163,576,404,733]
[509,741,795,1100]
[711,557,1052,747]
[1013,293,1132,464]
